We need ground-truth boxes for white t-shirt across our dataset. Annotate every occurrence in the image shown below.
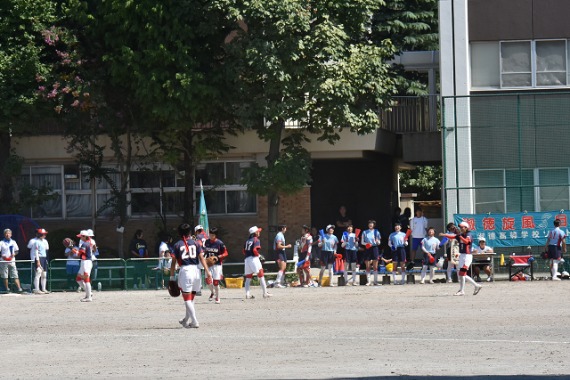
[472,244,493,262]
[411,216,428,239]
[0,239,19,261]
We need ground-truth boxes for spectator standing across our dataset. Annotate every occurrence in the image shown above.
[410,207,428,264]
[544,218,566,281]
[388,223,407,285]
[361,220,381,286]
[444,223,459,283]
[472,237,493,282]
[129,229,148,289]
[392,207,402,228]
[0,229,23,293]
[29,228,50,294]
[203,227,228,304]
[170,223,211,328]
[297,225,313,287]
[273,225,292,288]
[420,227,440,284]
[318,225,338,287]
[341,225,359,286]
[243,226,271,299]
[63,239,81,291]
[155,233,172,289]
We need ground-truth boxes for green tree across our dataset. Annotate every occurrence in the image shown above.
[399,165,442,200]
[90,0,240,222]
[0,0,58,211]
[225,0,397,233]
[372,0,438,95]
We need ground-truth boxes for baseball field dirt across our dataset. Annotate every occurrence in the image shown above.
[2,280,569,379]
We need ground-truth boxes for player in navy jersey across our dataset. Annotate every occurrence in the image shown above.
[170,223,211,328]
[203,227,228,303]
[75,230,95,302]
[440,221,482,296]
[243,226,271,299]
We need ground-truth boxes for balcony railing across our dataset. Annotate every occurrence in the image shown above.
[380,95,439,134]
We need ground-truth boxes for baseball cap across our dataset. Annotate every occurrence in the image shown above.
[76,230,89,238]
[85,229,95,237]
[194,225,204,232]
[248,226,262,235]
[458,222,470,229]
[479,237,486,242]
[37,228,48,235]
[326,224,335,230]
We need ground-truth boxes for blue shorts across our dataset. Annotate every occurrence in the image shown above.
[276,251,287,262]
[34,257,48,271]
[345,249,357,263]
[412,238,423,251]
[422,252,435,266]
[365,246,380,261]
[548,245,562,260]
[320,251,334,265]
[392,247,406,264]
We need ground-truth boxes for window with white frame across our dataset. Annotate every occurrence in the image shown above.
[471,39,569,89]
[20,161,256,219]
[473,168,569,213]
[195,161,256,214]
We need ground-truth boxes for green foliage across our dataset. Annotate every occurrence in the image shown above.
[399,165,442,200]
[225,0,397,198]
[0,0,58,122]
[372,0,438,96]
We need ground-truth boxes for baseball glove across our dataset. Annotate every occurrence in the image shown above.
[168,280,180,297]
[205,256,218,267]
[62,238,75,248]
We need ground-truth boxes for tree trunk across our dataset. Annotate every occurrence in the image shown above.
[182,131,195,223]
[0,130,14,213]
[265,121,284,252]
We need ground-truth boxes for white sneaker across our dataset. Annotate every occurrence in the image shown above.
[352,282,358,286]
[348,281,354,286]
[454,291,465,296]
[209,293,214,301]
[302,285,309,288]
[275,284,285,288]
[552,277,561,281]
[447,279,453,283]
[486,277,493,282]
[420,280,425,284]
[179,318,188,327]
[473,285,482,295]
[215,298,220,304]
[365,282,371,286]
[263,292,272,298]
[80,297,92,302]
[245,294,255,299]
[76,287,83,293]
[185,321,199,329]
[429,280,435,284]
[329,284,336,287]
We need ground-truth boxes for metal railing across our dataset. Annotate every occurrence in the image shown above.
[380,95,439,133]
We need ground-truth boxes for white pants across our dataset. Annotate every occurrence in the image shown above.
[244,256,262,276]
[178,265,201,293]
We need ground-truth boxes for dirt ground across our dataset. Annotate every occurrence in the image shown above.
[2,279,570,380]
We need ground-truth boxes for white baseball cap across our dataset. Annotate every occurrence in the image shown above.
[76,230,89,237]
[326,224,335,231]
[479,237,486,242]
[194,225,204,232]
[459,222,470,229]
[249,226,262,235]
[85,229,95,237]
